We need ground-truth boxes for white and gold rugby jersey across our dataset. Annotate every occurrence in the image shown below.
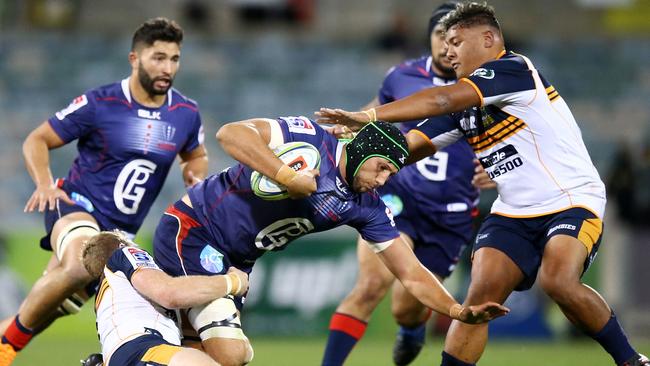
[95,247,181,364]
[416,51,606,218]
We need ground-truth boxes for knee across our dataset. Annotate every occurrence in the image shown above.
[60,259,94,287]
[348,276,391,308]
[392,305,427,327]
[538,272,577,303]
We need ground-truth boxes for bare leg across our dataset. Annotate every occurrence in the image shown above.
[443,247,523,363]
[169,347,221,366]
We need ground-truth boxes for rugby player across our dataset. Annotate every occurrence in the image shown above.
[321,2,481,365]
[151,117,508,365]
[0,18,208,366]
[82,231,248,366]
[317,3,648,365]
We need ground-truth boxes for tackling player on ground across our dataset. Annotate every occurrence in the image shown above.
[321,3,480,366]
[317,3,648,365]
[81,231,249,366]
[0,18,208,366]
[151,116,508,366]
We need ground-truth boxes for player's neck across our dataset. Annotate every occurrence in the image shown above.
[128,77,166,108]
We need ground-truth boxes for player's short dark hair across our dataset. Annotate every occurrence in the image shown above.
[440,2,500,32]
[131,17,183,51]
[81,231,130,279]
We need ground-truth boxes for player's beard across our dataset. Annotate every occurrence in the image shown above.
[433,53,455,78]
[138,62,173,96]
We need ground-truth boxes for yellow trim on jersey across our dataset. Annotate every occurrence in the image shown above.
[460,78,484,106]
[492,205,601,219]
[409,129,437,148]
[496,50,507,59]
[546,85,560,102]
[467,116,527,153]
[95,277,110,310]
[141,344,182,364]
[577,218,603,253]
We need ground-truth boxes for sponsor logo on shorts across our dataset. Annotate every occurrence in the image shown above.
[547,224,576,236]
[476,233,489,242]
[200,245,225,273]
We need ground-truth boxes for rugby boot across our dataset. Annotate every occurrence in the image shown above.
[0,343,16,366]
[80,353,103,366]
[622,354,650,366]
[392,325,425,366]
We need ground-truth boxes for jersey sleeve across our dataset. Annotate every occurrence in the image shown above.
[47,92,97,143]
[349,193,400,249]
[461,56,535,107]
[276,116,326,146]
[411,115,464,150]
[181,111,205,153]
[106,247,161,283]
[378,65,398,104]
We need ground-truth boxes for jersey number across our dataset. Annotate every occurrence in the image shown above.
[114,159,157,215]
[415,151,448,181]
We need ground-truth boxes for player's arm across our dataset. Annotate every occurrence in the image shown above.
[216,118,318,198]
[375,237,509,324]
[405,129,437,164]
[22,121,74,212]
[131,266,248,309]
[317,82,480,130]
[178,144,208,187]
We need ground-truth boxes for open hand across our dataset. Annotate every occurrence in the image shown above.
[316,108,370,132]
[457,302,509,324]
[24,184,75,212]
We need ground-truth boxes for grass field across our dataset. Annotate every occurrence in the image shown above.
[5,232,649,365]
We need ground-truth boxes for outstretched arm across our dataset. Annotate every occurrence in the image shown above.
[131,266,249,309]
[376,237,509,324]
[23,121,75,212]
[216,118,318,198]
[317,82,480,130]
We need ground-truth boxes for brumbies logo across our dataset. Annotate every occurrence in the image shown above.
[470,68,495,79]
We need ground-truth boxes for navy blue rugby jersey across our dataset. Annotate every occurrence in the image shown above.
[187,117,400,265]
[48,78,204,235]
[379,55,478,214]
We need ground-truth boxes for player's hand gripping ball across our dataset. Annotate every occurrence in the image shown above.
[251,141,321,200]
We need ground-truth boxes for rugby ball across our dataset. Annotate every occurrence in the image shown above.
[251,141,321,200]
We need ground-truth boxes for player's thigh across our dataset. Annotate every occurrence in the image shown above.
[51,211,98,262]
[187,297,253,364]
[466,247,523,304]
[169,347,220,366]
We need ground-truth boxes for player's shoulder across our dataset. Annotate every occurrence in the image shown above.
[106,246,157,274]
[277,116,329,140]
[387,55,431,78]
[169,87,200,111]
[479,52,530,73]
[89,80,125,99]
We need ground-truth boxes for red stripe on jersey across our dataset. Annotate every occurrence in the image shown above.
[96,96,132,108]
[164,204,201,261]
[168,103,198,112]
[329,313,367,340]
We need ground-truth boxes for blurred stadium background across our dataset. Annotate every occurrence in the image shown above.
[0,0,649,365]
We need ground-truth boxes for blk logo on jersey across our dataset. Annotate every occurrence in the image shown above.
[255,218,315,250]
[137,109,161,120]
[114,159,157,214]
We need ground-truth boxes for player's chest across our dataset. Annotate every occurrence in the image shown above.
[457,106,510,138]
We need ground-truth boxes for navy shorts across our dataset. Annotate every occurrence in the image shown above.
[40,179,122,251]
[153,200,251,309]
[109,334,182,366]
[474,207,603,291]
[380,191,474,278]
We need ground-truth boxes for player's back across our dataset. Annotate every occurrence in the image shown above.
[379,55,478,214]
[187,117,398,266]
[95,247,181,364]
